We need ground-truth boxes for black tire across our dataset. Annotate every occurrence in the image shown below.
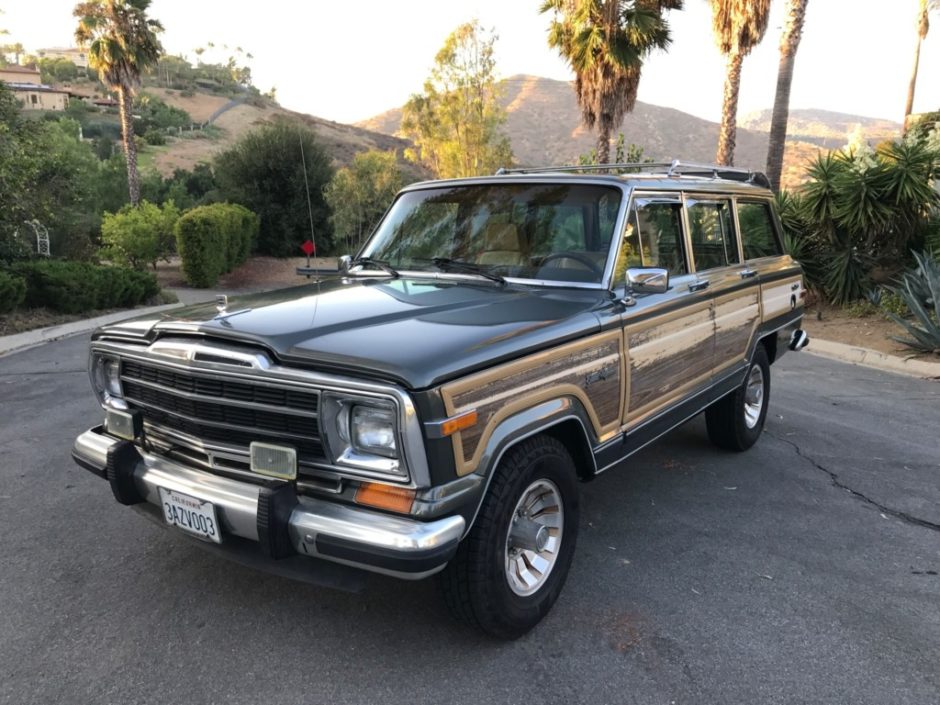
[705,344,771,452]
[438,435,579,640]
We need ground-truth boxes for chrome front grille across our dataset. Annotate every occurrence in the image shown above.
[120,359,326,463]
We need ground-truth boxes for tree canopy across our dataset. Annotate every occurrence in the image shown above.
[214,120,334,256]
[542,0,680,164]
[324,150,403,254]
[401,21,512,178]
[74,0,164,205]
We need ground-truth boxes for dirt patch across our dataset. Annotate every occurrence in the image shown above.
[147,88,230,123]
[155,256,337,291]
[803,305,936,359]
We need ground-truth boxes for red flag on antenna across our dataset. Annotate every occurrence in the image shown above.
[301,240,316,257]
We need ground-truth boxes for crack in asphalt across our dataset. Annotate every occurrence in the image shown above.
[766,430,940,533]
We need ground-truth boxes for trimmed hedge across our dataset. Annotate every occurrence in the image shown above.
[0,270,27,314]
[11,260,159,314]
[175,203,259,288]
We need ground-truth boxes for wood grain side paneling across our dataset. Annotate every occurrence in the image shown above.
[713,290,760,374]
[440,331,623,476]
[624,301,713,423]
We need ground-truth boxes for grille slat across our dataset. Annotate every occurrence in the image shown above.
[120,359,325,462]
[122,360,319,413]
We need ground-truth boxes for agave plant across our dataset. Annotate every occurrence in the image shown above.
[887,251,940,354]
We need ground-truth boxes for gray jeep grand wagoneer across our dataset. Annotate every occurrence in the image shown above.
[73,161,808,638]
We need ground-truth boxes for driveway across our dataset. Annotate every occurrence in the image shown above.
[0,336,937,704]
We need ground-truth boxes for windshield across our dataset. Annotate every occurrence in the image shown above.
[361,183,624,284]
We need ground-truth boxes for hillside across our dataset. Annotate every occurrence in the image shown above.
[740,108,900,148]
[141,88,421,178]
[358,75,903,188]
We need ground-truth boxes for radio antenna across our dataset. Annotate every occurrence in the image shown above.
[298,129,321,295]
[299,133,318,253]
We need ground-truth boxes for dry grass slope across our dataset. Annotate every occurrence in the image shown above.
[145,90,423,179]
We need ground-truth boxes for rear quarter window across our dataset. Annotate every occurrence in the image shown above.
[738,201,783,259]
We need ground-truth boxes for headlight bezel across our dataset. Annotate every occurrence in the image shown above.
[321,392,407,480]
[88,352,127,410]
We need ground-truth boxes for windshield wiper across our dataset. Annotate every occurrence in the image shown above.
[349,256,399,278]
[430,258,506,284]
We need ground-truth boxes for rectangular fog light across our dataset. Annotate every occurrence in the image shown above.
[250,442,297,480]
[106,408,141,440]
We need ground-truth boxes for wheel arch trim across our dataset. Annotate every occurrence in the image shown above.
[460,396,597,539]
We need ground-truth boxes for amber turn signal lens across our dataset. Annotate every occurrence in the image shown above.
[440,410,478,437]
[355,482,416,513]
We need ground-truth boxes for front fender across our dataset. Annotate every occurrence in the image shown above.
[459,396,598,537]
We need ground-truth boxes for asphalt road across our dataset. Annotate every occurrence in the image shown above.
[1,335,938,705]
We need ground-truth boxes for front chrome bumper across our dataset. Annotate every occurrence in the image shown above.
[72,426,464,580]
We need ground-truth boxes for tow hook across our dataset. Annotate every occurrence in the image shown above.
[789,329,809,351]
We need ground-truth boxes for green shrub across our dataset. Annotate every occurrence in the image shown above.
[12,260,158,314]
[143,129,167,146]
[784,136,940,305]
[100,200,180,271]
[887,252,940,354]
[877,290,909,318]
[175,203,258,287]
[0,271,27,314]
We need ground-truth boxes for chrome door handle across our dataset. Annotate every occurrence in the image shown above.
[739,269,758,279]
[688,280,710,292]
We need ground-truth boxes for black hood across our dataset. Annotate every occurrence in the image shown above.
[96,276,613,389]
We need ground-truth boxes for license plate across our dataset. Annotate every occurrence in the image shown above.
[158,487,222,543]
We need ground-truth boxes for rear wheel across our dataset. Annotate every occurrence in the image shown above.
[438,435,579,639]
[705,344,770,451]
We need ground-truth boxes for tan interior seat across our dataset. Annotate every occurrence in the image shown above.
[477,223,524,266]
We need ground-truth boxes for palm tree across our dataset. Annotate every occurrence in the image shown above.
[709,0,771,166]
[765,0,809,192]
[74,0,163,206]
[903,0,937,133]
[542,0,682,165]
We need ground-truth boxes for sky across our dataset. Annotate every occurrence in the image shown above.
[3,0,939,127]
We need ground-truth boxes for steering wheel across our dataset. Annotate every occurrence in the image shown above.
[537,252,604,277]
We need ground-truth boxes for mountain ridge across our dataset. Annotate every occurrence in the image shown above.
[357,74,903,186]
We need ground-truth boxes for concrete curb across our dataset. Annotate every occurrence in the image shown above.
[0,303,183,357]
[805,338,940,380]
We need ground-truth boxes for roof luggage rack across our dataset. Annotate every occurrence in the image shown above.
[495,159,771,189]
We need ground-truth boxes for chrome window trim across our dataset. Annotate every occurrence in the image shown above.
[91,339,431,489]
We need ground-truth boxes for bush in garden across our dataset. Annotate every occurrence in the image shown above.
[0,271,27,314]
[777,134,940,305]
[100,200,180,271]
[143,129,167,146]
[175,203,258,287]
[11,260,158,314]
[886,252,940,354]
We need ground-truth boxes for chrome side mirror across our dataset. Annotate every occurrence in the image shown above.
[622,267,669,306]
[338,255,351,274]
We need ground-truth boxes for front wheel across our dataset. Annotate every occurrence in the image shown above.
[705,344,771,451]
[438,435,579,639]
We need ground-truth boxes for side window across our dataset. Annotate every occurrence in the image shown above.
[738,201,783,259]
[632,202,687,276]
[687,199,740,271]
